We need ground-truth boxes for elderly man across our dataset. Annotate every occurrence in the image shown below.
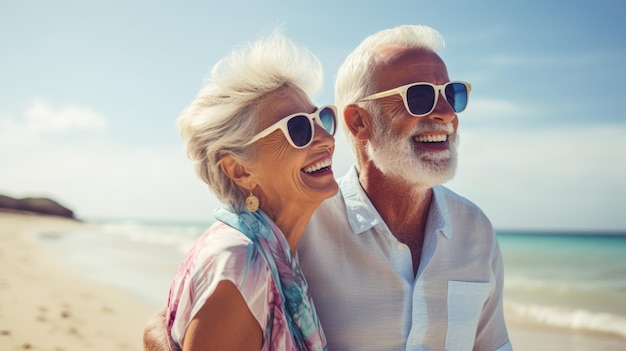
[144,24,511,351]
[296,24,511,350]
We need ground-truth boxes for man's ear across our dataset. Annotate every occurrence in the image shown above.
[219,155,254,190]
[343,104,372,141]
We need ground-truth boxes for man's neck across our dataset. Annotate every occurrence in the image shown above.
[358,163,432,234]
[358,163,433,275]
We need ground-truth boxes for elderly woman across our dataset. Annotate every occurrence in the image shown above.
[166,32,338,351]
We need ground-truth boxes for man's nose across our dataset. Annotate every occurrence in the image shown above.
[426,91,456,123]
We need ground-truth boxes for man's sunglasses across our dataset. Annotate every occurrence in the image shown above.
[358,81,471,117]
[245,105,337,149]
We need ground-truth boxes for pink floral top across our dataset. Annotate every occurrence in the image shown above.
[166,208,326,350]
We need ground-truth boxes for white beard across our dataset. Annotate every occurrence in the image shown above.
[365,113,458,189]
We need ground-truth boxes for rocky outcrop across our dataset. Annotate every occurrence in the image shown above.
[0,194,76,219]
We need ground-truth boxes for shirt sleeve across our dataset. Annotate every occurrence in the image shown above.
[167,222,273,349]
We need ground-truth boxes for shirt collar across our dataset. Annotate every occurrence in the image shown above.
[339,165,387,234]
[428,185,453,239]
[339,164,453,239]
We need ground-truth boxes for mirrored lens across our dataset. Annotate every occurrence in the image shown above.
[406,84,436,115]
[318,107,336,135]
[287,115,313,147]
[446,83,468,112]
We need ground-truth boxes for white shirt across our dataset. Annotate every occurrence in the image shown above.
[298,166,512,351]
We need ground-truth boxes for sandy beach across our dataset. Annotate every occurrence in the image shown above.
[505,316,626,350]
[0,211,154,351]
[0,211,624,350]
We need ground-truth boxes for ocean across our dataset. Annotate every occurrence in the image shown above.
[497,230,626,339]
[34,218,209,308]
[34,220,626,341]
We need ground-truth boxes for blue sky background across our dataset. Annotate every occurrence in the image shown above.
[1,0,625,230]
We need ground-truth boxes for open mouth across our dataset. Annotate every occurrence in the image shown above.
[303,158,332,174]
[414,134,448,143]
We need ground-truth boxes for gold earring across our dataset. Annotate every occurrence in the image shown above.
[245,188,259,212]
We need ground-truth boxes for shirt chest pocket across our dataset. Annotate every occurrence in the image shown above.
[445,280,492,351]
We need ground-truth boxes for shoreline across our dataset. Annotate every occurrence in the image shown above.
[1,211,624,350]
[0,212,155,351]
[506,315,626,350]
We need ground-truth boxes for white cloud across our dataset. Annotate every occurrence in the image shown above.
[447,124,626,230]
[485,55,521,67]
[484,51,618,68]
[0,101,217,221]
[0,100,109,147]
[463,98,525,124]
[2,101,625,230]
[25,100,107,133]
[0,137,219,221]
[312,122,626,231]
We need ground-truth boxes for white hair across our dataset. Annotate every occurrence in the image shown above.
[335,25,445,155]
[177,31,323,211]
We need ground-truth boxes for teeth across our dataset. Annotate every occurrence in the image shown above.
[414,134,448,143]
[304,158,332,173]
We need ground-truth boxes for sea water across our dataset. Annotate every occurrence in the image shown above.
[35,218,208,307]
[36,221,626,340]
[498,230,626,339]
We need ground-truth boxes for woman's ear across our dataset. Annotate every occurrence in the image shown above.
[343,104,372,141]
[219,155,254,190]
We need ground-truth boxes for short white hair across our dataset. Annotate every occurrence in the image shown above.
[335,25,445,155]
[177,31,323,211]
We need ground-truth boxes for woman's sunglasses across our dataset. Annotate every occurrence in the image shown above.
[245,105,337,149]
[358,81,471,117]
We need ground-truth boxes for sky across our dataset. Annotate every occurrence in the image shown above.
[1,0,625,231]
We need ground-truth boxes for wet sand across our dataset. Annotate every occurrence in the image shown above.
[0,211,154,351]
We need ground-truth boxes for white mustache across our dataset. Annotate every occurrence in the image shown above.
[411,121,454,135]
